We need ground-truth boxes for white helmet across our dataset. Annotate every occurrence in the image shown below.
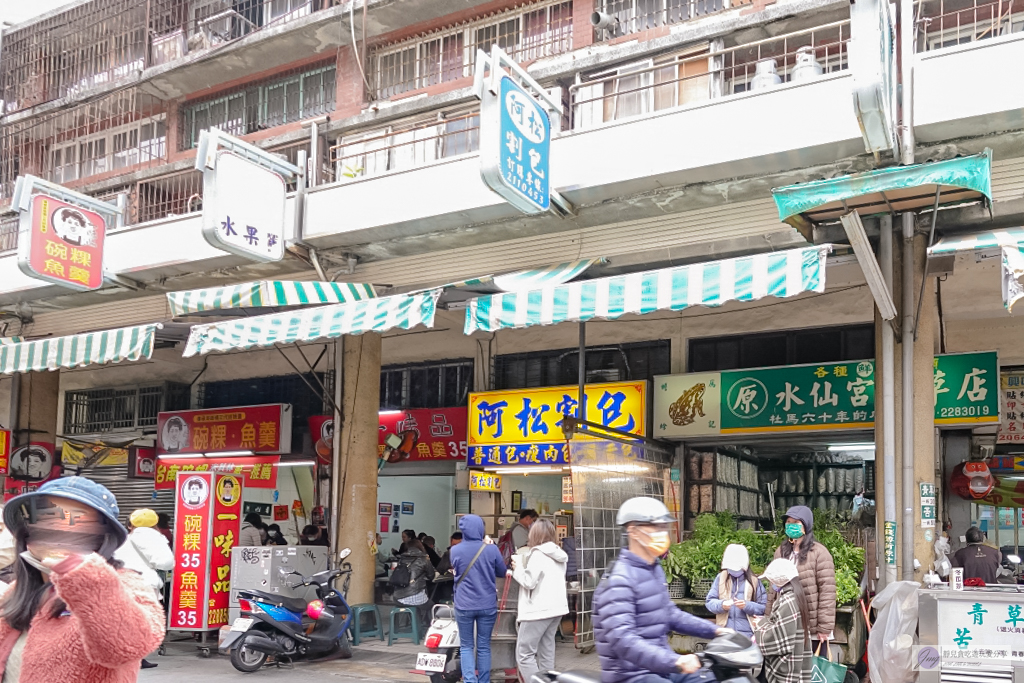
[616,497,675,526]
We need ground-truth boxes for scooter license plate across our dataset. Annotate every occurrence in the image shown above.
[230,618,254,632]
[416,653,447,672]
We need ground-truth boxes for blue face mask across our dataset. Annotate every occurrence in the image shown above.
[727,569,745,578]
[772,584,784,592]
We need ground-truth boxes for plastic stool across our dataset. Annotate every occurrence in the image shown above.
[348,604,383,645]
[388,607,421,645]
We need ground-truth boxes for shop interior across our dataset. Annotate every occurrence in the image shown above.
[471,465,575,541]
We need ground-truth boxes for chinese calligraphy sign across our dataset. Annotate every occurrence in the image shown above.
[480,75,551,214]
[937,596,1024,667]
[208,475,242,628]
[153,455,279,490]
[933,352,999,426]
[201,151,286,263]
[169,471,214,631]
[469,472,502,492]
[999,372,1024,443]
[18,194,106,291]
[309,409,468,464]
[156,404,292,456]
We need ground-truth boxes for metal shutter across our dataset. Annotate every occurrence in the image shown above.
[70,465,176,527]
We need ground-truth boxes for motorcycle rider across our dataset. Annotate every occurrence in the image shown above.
[593,497,730,683]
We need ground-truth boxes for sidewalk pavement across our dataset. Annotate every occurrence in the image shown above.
[139,638,599,682]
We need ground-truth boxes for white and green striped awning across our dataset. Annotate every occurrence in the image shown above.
[183,291,440,357]
[928,227,1024,255]
[464,245,831,334]
[167,280,376,316]
[0,324,161,375]
[447,258,602,293]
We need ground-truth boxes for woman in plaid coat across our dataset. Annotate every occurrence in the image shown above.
[754,559,812,683]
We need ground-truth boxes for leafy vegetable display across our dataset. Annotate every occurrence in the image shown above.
[664,510,864,606]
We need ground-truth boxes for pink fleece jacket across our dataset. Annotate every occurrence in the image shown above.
[0,553,165,683]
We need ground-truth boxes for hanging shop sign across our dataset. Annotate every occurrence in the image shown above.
[849,0,899,159]
[310,408,469,464]
[0,430,9,475]
[128,447,157,479]
[933,352,999,426]
[477,48,556,214]
[61,441,129,468]
[467,381,647,466]
[156,404,292,455]
[655,361,876,437]
[18,193,107,291]
[154,455,279,490]
[469,471,502,492]
[243,502,273,517]
[562,476,574,504]
[7,442,58,483]
[936,594,1024,667]
[168,471,242,631]
[998,372,1024,443]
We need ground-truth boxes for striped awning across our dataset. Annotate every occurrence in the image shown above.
[464,245,830,334]
[183,291,440,357]
[167,280,376,316]
[448,258,602,293]
[0,324,161,375]
[928,227,1024,255]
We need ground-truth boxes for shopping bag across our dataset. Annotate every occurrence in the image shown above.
[811,641,847,683]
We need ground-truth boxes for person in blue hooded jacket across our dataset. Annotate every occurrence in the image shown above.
[450,514,508,683]
[593,497,729,683]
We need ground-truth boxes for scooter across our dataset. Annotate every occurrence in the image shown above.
[224,547,354,672]
[530,632,763,683]
[416,603,462,683]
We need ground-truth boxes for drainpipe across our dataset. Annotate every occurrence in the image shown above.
[901,210,916,581]
[880,215,898,587]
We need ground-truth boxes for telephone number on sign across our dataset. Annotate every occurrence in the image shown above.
[939,405,991,417]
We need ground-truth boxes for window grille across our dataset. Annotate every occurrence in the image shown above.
[63,382,190,435]
[379,360,474,410]
[916,0,1024,51]
[180,62,336,150]
[370,1,573,100]
[494,340,671,390]
[595,0,747,38]
[688,324,875,372]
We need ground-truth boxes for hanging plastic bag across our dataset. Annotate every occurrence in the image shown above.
[934,535,952,578]
[868,581,920,683]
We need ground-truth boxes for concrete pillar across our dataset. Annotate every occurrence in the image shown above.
[332,333,382,606]
[876,230,940,579]
[16,371,59,448]
[942,432,972,553]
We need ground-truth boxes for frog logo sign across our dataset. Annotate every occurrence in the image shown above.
[726,378,768,420]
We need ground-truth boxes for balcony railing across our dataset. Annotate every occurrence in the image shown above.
[570,20,850,130]
[0,216,18,254]
[330,111,481,182]
[594,0,754,39]
[916,0,1024,51]
[1,0,341,115]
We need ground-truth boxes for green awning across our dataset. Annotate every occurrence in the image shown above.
[447,258,602,293]
[0,324,160,374]
[771,152,992,230]
[183,291,439,357]
[167,280,376,316]
[928,227,1024,255]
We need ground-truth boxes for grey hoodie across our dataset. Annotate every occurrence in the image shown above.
[512,542,569,621]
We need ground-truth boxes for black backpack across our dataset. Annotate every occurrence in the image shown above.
[388,560,412,588]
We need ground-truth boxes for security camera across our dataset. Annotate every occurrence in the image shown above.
[591,11,618,31]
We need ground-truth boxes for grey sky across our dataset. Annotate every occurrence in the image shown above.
[1,0,76,28]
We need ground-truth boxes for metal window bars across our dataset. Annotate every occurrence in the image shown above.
[330,110,481,182]
[370,0,573,101]
[135,169,204,224]
[0,215,18,253]
[595,0,753,38]
[570,20,850,129]
[0,0,340,115]
[178,62,336,150]
[915,0,1024,50]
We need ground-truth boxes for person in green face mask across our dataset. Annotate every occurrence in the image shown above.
[764,506,836,657]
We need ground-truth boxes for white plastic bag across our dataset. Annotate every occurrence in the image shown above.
[868,581,920,683]
[933,536,952,578]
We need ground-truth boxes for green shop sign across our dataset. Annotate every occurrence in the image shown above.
[654,350,998,438]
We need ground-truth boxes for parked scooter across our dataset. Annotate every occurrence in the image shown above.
[529,632,762,683]
[416,603,462,683]
[223,547,354,672]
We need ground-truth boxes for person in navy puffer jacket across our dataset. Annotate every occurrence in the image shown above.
[593,498,728,683]
[450,514,508,683]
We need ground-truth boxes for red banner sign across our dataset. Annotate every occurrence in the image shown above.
[309,407,467,464]
[0,431,9,476]
[209,475,242,628]
[18,194,106,291]
[156,404,292,455]
[154,455,279,490]
[129,446,156,479]
[169,471,214,630]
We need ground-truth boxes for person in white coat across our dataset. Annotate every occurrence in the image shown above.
[511,519,569,683]
[115,508,175,669]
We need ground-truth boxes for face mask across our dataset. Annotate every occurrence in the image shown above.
[785,523,805,540]
[23,496,108,560]
[728,569,745,578]
[639,529,671,557]
[772,583,784,592]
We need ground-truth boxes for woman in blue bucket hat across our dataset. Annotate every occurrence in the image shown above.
[0,476,164,683]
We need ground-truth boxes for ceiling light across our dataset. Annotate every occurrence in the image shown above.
[486,466,562,474]
[276,460,316,467]
[207,450,255,457]
[827,444,875,452]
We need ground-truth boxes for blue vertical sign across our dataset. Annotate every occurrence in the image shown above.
[498,76,550,212]
[480,73,552,214]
